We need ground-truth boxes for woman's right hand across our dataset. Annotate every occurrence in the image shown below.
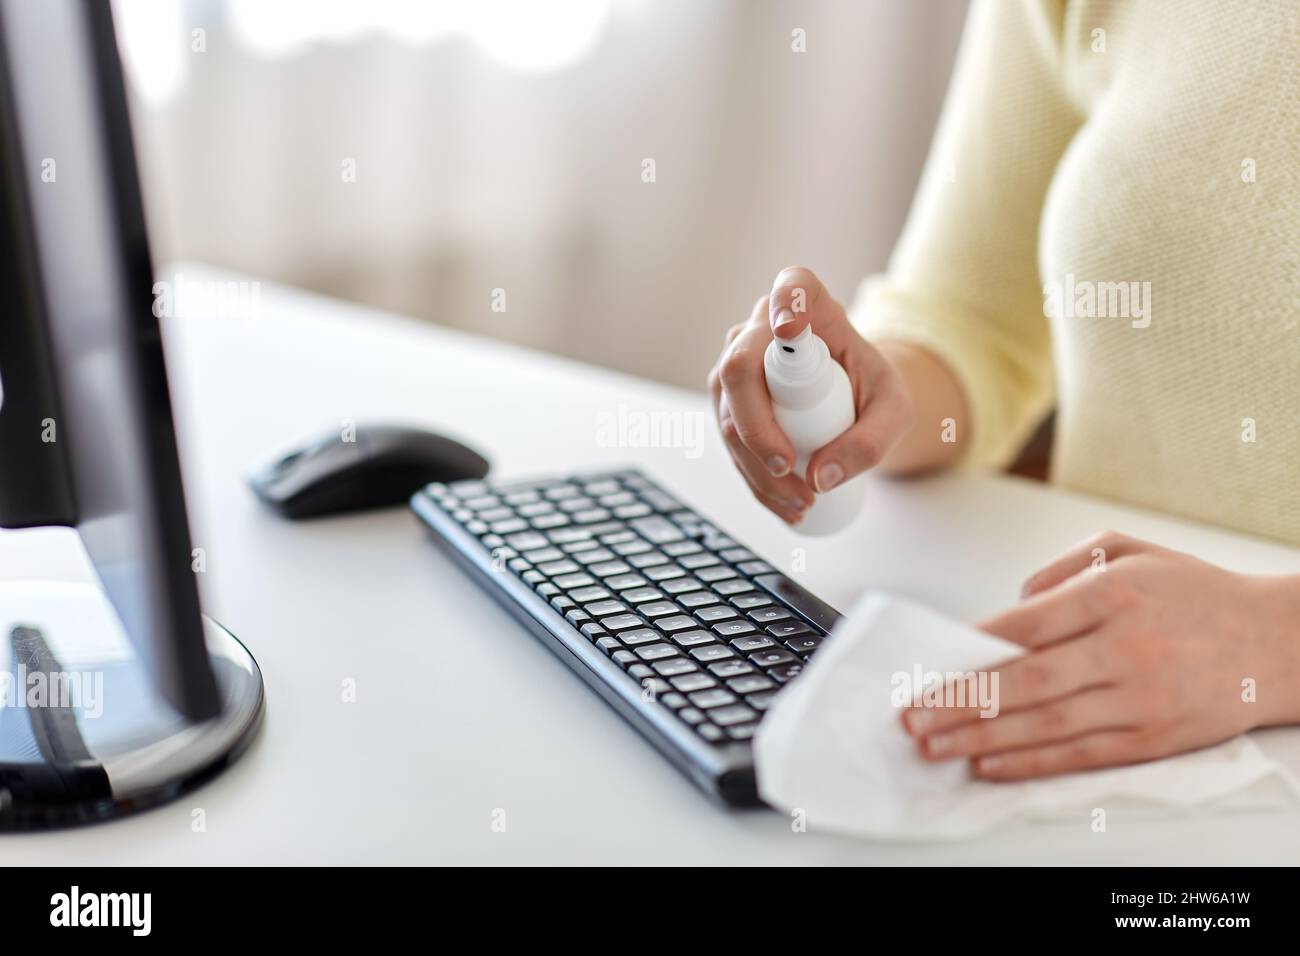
[707,267,914,525]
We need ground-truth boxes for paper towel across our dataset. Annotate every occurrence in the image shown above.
[754,592,1300,840]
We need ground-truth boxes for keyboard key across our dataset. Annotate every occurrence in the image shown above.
[644,564,686,581]
[554,573,596,589]
[607,574,649,590]
[679,552,720,570]
[504,490,540,505]
[544,484,581,500]
[712,620,757,638]
[695,605,738,623]
[660,577,703,594]
[708,660,755,678]
[731,594,772,610]
[547,527,591,544]
[582,480,621,496]
[748,606,793,624]
[727,723,758,741]
[749,649,797,667]
[590,561,633,577]
[600,530,637,545]
[612,540,653,556]
[769,662,804,682]
[637,601,681,618]
[523,547,564,564]
[573,549,616,565]
[505,532,549,551]
[580,622,608,641]
[628,664,655,680]
[627,552,668,568]
[726,675,775,694]
[660,692,688,709]
[613,503,652,519]
[584,600,628,617]
[678,707,706,725]
[601,614,647,632]
[730,635,777,653]
[640,489,681,512]
[531,513,569,530]
[630,516,684,544]
[538,559,580,576]
[713,579,754,595]
[558,497,596,512]
[696,566,737,583]
[663,540,702,557]
[565,609,591,627]
[550,596,575,613]
[767,621,813,639]
[697,723,724,743]
[652,658,698,677]
[669,629,717,648]
[720,548,756,563]
[517,502,553,518]
[690,644,736,663]
[622,587,665,604]
[570,586,611,602]
[747,691,778,711]
[670,673,717,693]
[655,615,697,633]
[738,561,774,575]
[636,643,679,662]
[688,688,737,710]
[463,495,501,510]
[677,591,719,609]
[785,635,822,655]
[597,491,636,507]
[478,507,514,522]
[595,636,623,655]
[619,628,662,647]
[573,509,612,524]
[710,704,757,727]
[612,650,637,667]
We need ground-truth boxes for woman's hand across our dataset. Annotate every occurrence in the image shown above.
[707,267,914,525]
[902,532,1300,780]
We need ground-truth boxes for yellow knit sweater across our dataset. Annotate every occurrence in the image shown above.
[853,0,1300,544]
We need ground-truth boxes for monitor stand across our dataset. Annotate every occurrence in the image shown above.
[0,581,264,830]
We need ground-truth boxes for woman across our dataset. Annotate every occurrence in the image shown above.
[708,0,1300,780]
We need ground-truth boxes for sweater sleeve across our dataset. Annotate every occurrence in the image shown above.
[850,0,1083,468]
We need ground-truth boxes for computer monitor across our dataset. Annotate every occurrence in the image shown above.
[0,0,217,719]
[0,0,262,829]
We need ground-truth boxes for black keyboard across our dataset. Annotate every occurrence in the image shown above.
[411,469,841,805]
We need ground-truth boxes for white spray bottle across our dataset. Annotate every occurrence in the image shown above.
[764,326,864,536]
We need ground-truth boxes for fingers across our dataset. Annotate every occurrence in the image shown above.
[1020,531,1151,598]
[717,394,815,521]
[971,729,1156,781]
[713,297,799,477]
[804,374,911,491]
[767,267,859,360]
[912,687,1133,761]
[903,625,1118,739]
[979,567,1128,649]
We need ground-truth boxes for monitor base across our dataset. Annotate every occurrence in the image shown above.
[0,582,264,831]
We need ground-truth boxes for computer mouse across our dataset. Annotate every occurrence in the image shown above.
[248,424,489,519]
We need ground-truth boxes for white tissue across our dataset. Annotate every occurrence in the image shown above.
[754,592,1300,840]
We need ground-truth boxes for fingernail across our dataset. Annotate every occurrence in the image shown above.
[976,755,1001,776]
[781,496,806,509]
[814,462,844,493]
[904,709,931,733]
[773,308,796,331]
[926,734,950,756]
[766,455,790,477]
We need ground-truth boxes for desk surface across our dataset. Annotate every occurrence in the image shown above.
[3,266,1299,865]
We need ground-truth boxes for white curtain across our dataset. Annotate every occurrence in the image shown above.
[122,0,969,389]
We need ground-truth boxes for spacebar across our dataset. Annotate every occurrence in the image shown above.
[753,574,842,632]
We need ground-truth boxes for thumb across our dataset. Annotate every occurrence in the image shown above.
[768,266,834,340]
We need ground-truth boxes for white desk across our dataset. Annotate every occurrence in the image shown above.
[3,266,1299,864]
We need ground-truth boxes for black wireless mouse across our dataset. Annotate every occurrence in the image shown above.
[248,424,489,519]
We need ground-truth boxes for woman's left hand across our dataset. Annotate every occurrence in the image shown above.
[901,532,1300,780]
